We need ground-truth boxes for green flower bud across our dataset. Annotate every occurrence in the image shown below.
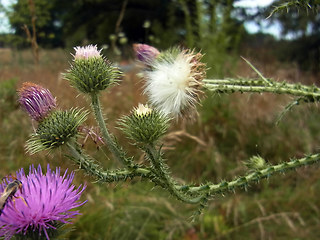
[64,45,122,94]
[26,108,88,154]
[119,104,170,145]
[244,155,267,170]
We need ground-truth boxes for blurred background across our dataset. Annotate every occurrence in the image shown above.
[0,0,320,239]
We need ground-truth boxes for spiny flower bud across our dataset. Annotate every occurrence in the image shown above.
[244,155,268,171]
[26,108,88,154]
[142,47,206,118]
[18,82,56,121]
[119,104,170,145]
[64,45,122,94]
[133,43,160,65]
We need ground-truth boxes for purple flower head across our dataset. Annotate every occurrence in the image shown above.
[0,164,86,240]
[73,45,102,60]
[133,44,160,64]
[18,82,57,122]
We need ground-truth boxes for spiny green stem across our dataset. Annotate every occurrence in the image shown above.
[204,78,266,86]
[67,142,169,189]
[267,1,312,19]
[204,78,320,92]
[67,142,150,182]
[90,93,133,166]
[177,153,320,195]
[145,144,203,204]
[204,79,320,100]
[68,143,320,206]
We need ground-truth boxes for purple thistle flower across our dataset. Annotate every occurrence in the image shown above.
[0,164,86,240]
[133,44,160,64]
[18,82,57,122]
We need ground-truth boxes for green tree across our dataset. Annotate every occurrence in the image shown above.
[173,0,245,77]
[7,0,174,48]
[236,0,320,72]
[7,0,246,53]
[8,0,64,48]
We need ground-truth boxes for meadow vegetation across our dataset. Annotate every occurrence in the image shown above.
[1,43,320,239]
[1,0,320,239]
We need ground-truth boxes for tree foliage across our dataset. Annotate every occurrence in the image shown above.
[7,0,173,48]
[7,0,64,48]
[266,0,320,72]
[6,0,246,51]
[4,0,320,72]
[236,0,320,72]
[266,0,320,37]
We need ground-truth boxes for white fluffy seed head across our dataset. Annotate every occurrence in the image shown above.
[143,49,205,118]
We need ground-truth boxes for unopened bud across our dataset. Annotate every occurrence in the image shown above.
[244,155,267,170]
[119,104,170,145]
[18,82,56,122]
[65,45,122,94]
[26,108,88,154]
[133,44,160,64]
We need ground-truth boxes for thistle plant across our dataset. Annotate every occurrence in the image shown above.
[16,42,320,226]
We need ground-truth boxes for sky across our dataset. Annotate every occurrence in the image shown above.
[0,0,16,33]
[234,0,274,7]
[0,0,280,37]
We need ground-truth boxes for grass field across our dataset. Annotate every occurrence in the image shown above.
[1,47,320,239]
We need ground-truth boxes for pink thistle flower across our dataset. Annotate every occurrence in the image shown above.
[18,82,57,122]
[73,45,102,60]
[133,44,160,64]
[0,165,86,240]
